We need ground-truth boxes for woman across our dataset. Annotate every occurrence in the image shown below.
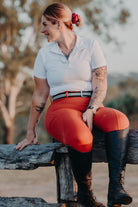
[15,3,132,207]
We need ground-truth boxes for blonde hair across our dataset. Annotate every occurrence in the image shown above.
[43,3,83,30]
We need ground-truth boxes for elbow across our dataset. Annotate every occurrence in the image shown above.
[32,89,49,103]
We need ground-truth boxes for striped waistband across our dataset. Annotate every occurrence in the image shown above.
[52,91,92,101]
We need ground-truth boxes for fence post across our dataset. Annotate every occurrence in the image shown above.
[55,151,75,203]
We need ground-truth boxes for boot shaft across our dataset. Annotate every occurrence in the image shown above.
[68,147,92,184]
[105,128,129,182]
[105,128,132,206]
[68,147,106,207]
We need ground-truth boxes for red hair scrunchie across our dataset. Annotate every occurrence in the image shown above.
[72,13,79,24]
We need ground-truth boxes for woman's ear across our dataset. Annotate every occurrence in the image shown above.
[57,21,63,30]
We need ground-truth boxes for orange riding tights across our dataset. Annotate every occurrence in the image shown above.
[44,97,129,152]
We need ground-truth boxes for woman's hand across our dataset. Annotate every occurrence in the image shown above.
[82,109,94,131]
[15,130,38,151]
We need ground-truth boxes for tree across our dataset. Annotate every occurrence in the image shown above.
[0,0,130,143]
[0,0,43,143]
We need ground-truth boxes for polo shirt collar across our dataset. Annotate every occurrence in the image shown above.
[75,35,86,50]
[49,35,86,54]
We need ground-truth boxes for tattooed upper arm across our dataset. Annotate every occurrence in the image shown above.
[92,66,107,82]
[92,66,107,91]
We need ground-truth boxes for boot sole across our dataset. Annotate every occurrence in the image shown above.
[115,195,132,205]
[108,195,132,206]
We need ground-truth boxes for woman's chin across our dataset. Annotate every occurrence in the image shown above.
[46,36,56,42]
[46,36,53,42]
[47,38,54,42]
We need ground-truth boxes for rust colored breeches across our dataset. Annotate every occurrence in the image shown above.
[45,97,129,152]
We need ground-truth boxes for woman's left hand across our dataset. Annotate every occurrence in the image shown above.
[82,109,94,131]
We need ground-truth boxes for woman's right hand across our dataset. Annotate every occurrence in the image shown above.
[15,130,38,151]
[82,109,94,131]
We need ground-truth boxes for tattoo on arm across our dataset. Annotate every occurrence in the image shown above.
[88,66,107,111]
[35,103,45,113]
[33,103,45,135]
[94,66,107,81]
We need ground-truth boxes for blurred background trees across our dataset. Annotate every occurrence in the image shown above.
[0,0,136,144]
[105,77,138,129]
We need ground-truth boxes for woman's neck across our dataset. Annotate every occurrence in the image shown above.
[57,31,77,55]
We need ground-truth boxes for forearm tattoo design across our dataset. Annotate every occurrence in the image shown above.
[89,66,107,110]
[33,102,45,136]
[35,103,45,113]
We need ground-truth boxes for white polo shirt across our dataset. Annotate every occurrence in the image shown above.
[34,35,106,96]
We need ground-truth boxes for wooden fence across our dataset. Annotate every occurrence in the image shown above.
[0,128,138,207]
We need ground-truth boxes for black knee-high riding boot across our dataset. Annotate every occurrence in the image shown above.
[105,128,132,207]
[68,147,105,207]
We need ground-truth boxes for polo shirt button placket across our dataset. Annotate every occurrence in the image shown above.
[59,54,67,64]
[63,56,70,65]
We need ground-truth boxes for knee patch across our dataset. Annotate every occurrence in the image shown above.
[70,130,93,153]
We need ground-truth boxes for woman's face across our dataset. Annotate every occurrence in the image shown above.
[41,15,60,42]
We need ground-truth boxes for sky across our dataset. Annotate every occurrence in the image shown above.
[75,0,138,75]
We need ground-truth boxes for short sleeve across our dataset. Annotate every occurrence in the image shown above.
[34,50,47,79]
[90,40,106,69]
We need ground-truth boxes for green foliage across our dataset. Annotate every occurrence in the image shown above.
[106,93,138,116]
[105,77,138,128]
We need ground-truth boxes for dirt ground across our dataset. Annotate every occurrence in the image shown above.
[0,163,137,207]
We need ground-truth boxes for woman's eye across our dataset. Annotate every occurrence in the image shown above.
[43,23,47,26]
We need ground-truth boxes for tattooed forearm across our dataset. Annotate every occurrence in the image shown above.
[88,86,106,109]
[88,66,107,111]
[35,103,45,113]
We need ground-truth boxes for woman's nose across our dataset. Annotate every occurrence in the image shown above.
[41,27,45,33]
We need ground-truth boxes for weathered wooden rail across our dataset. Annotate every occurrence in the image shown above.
[0,129,138,207]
